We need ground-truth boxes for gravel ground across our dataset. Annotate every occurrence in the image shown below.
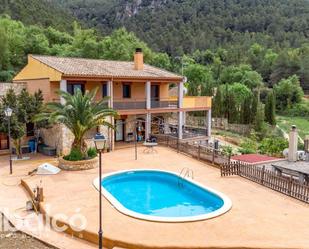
[0,232,56,249]
[0,213,56,249]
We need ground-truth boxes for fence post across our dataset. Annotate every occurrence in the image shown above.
[198,144,201,160]
[288,176,293,195]
[177,138,179,153]
[220,163,223,177]
[261,165,265,185]
[212,148,215,165]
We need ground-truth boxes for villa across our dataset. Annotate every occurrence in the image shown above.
[12,49,212,154]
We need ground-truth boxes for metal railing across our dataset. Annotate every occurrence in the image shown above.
[154,134,230,166]
[113,98,178,110]
[113,98,146,110]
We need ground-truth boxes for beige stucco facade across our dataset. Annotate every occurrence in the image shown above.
[12,53,212,154]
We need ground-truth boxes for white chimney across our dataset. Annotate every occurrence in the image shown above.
[288,125,298,162]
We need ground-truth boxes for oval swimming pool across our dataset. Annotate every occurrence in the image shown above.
[93,169,232,222]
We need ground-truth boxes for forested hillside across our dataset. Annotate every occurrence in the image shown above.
[0,0,308,93]
[58,0,309,55]
[0,0,74,31]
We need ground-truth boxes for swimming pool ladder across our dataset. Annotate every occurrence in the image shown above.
[178,167,194,188]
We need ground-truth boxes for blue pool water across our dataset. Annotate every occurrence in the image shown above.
[102,170,226,219]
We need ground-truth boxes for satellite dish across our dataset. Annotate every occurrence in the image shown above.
[37,163,61,175]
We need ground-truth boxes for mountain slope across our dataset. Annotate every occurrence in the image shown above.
[0,0,75,31]
[57,0,309,55]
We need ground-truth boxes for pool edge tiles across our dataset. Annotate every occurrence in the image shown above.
[93,169,232,222]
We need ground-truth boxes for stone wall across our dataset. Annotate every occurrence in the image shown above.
[186,116,251,135]
[39,124,64,155]
[0,82,26,96]
[39,121,112,155]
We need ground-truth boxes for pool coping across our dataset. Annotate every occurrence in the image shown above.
[93,169,232,222]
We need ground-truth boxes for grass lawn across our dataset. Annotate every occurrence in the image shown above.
[277,115,309,139]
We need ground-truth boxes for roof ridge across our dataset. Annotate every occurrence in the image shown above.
[31,54,135,64]
[29,54,182,80]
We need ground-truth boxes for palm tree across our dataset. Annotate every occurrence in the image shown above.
[35,88,117,156]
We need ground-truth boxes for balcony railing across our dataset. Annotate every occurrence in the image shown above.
[168,96,212,109]
[113,98,146,110]
[113,98,178,110]
[151,98,178,108]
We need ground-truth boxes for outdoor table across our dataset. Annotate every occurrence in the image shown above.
[143,142,158,153]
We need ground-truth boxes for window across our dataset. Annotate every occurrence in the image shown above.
[26,123,35,137]
[67,83,85,95]
[122,83,131,98]
[102,83,108,98]
[151,85,160,99]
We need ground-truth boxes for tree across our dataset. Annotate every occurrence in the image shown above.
[212,86,223,118]
[184,64,214,96]
[35,88,117,157]
[220,64,263,90]
[274,75,304,111]
[241,96,253,124]
[254,102,265,133]
[264,91,276,125]
[250,94,258,124]
[0,88,43,158]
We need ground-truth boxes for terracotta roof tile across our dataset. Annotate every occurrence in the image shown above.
[31,55,182,80]
[231,154,282,165]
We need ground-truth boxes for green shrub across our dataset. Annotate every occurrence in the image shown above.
[63,148,84,161]
[87,147,97,159]
[258,137,288,156]
[238,138,258,154]
[283,102,309,117]
[221,145,234,157]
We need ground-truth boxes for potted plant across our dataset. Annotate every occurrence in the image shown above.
[35,88,117,170]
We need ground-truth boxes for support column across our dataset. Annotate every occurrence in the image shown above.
[178,80,184,139]
[183,111,186,125]
[107,80,113,108]
[206,109,212,137]
[178,111,183,140]
[60,79,67,104]
[106,80,114,151]
[145,113,151,140]
[146,81,151,109]
[178,81,184,108]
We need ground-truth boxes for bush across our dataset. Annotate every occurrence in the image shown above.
[258,137,288,156]
[221,145,234,157]
[63,148,84,161]
[282,101,309,117]
[238,138,258,154]
[87,147,97,159]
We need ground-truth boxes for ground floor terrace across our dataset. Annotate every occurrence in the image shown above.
[113,110,211,149]
[0,147,308,249]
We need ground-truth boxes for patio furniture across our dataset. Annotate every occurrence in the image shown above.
[143,142,158,153]
[126,132,134,143]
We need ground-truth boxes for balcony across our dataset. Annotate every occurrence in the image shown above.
[113,98,146,110]
[113,98,178,110]
[183,96,212,109]
[169,96,212,109]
